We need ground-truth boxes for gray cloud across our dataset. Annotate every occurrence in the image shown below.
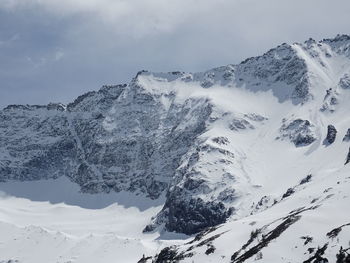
[0,0,350,108]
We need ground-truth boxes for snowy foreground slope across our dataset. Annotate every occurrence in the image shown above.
[1,34,350,262]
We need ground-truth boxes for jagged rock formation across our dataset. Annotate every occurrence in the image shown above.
[1,35,350,238]
[335,247,350,263]
[325,125,337,145]
[278,119,317,147]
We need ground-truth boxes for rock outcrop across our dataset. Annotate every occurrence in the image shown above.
[325,125,337,145]
[339,74,350,89]
[278,119,317,147]
[343,129,350,142]
[346,148,350,165]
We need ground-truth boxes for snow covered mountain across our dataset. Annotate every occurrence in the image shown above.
[1,34,350,262]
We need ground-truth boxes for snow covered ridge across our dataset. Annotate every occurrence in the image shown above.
[1,33,350,251]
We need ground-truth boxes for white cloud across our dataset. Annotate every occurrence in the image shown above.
[0,33,20,47]
[1,0,350,40]
[0,0,222,37]
[54,49,64,61]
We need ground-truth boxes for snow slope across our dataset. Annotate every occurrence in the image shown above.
[0,178,188,263]
[155,166,350,263]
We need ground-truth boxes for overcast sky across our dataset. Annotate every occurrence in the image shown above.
[0,0,350,108]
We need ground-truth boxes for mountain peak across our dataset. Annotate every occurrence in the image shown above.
[322,33,350,43]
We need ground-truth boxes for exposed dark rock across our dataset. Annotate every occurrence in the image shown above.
[205,245,216,255]
[154,247,181,263]
[231,214,301,263]
[300,174,312,185]
[243,229,261,250]
[143,189,233,235]
[282,188,295,199]
[153,246,193,263]
[279,119,316,147]
[229,118,254,131]
[301,236,313,245]
[322,34,350,43]
[195,232,225,248]
[343,129,350,142]
[188,226,219,244]
[346,148,350,165]
[178,230,227,258]
[212,136,230,145]
[303,243,329,263]
[183,178,206,191]
[250,195,276,214]
[161,192,233,235]
[256,196,269,207]
[229,206,320,263]
[295,136,316,147]
[336,247,350,263]
[327,227,342,239]
[327,223,350,239]
[325,125,337,145]
[137,255,152,263]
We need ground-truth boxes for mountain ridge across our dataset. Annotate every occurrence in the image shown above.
[4,34,349,111]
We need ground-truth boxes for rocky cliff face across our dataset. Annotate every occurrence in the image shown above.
[1,35,350,236]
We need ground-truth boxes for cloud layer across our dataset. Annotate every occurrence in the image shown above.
[1,0,350,107]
